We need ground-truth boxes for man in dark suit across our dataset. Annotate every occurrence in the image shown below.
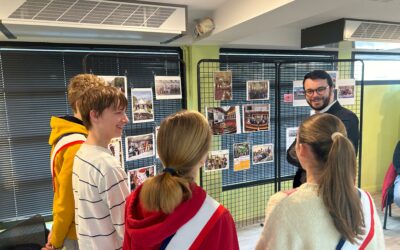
[287,70,359,187]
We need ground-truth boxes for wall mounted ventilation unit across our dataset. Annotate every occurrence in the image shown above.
[301,18,400,49]
[0,0,187,44]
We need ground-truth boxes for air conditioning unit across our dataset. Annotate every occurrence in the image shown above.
[0,0,187,44]
[301,18,400,49]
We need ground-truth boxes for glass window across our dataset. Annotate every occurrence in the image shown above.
[354,53,400,81]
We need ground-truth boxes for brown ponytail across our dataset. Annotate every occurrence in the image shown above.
[139,110,212,214]
[298,113,363,243]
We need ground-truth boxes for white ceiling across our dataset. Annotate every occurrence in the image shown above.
[167,0,400,50]
[1,0,400,50]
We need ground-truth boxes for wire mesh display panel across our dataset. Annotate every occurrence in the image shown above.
[197,59,278,227]
[83,52,186,182]
[198,58,364,229]
[278,59,364,189]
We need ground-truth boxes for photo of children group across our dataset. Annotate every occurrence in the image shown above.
[247,80,269,101]
[205,150,229,172]
[252,144,273,164]
[233,142,250,171]
[155,76,182,100]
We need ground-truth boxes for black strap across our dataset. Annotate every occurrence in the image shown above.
[163,167,178,176]
[54,132,86,146]
[160,234,175,250]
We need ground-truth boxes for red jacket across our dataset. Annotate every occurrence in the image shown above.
[123,183,239,250]
[381,162,397,210]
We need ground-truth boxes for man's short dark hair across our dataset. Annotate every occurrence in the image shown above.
[303,70,333,88]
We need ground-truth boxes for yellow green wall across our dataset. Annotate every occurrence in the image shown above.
[361,84,400,192]
[181,45,219,111]
[339,41,400,192]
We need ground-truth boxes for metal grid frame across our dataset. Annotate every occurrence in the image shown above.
[197,58,278,227]
[197,57,364,228]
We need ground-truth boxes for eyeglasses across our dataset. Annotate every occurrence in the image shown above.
[304,86,329,96]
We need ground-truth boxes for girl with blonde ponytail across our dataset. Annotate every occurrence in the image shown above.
[256,113,384,250]
[123,110,239,250]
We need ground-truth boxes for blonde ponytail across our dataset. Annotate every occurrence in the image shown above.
[139,110,211,214]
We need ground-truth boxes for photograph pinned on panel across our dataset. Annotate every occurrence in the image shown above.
[98,75,128,98]
[205,149,229,172]
[326,71,339,85]
[128,165,156,192]
[252,144,273,165]
[206,106,241,135]
[214,71,232,101]
[242,104,270,133]
[131,88,154,123]
[154,76,182,100]
[326,71,339,100]
[337,79,356,105]
[155,126,160,158]
[293,80,308,107]
[286,127,298,150]
[246,80,269,101]
[108,137,124,169]
[125,133,154,161]
[233,142,250,171]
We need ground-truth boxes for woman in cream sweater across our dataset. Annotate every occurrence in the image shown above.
[256,113,385,250]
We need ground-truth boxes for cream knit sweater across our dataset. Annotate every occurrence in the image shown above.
[256,183,385,250]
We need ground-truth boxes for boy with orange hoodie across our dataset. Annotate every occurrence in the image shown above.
[45,74,105,250]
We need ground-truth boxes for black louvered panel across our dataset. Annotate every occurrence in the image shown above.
[0,47,184,224]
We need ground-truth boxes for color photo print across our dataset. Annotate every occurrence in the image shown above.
[131,88,154,123]
[252,144,274,165]
[128,165,156,192]
[108,137,124,169]
[125,133,154,161]
[242,104,270,133]
[233,142,250,171]
[246,80,269,101]
[98,75,128,98]
[206,106,241,135]
[337,79,356,105]
[214,71,232,101]
[292,80,308,107]
[155,126,160,158]
[204,149,229,172]
[154,76,182,100]
[286,127,298,150]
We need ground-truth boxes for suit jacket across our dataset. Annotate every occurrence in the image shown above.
[287,101,360,188]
